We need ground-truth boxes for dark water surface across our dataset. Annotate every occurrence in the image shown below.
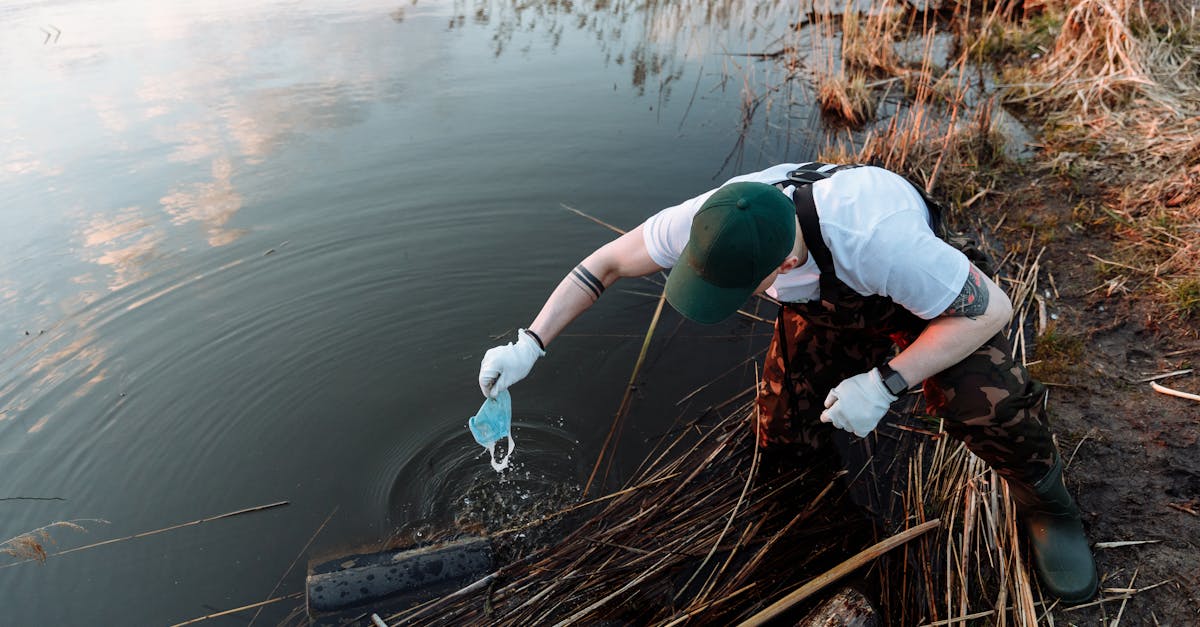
[0,0,816,623]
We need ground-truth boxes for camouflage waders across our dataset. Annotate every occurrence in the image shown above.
[753,164,1058,486]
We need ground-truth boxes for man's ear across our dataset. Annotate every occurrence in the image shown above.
[778,254,801,273]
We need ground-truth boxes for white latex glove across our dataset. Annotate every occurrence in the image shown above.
[478,329,546,399]
[820,368,897,437]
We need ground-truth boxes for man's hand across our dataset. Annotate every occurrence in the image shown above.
[478,330,545,398]
[820,368,897,437]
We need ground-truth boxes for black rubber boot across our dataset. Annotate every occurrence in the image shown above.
[1008,456,1099,604]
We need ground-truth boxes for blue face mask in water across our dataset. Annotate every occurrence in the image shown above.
[468,389,515,471]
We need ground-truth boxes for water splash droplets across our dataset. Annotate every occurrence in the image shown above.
[483,435,516,472]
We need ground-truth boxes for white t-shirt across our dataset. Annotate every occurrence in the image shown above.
[641,163,970,320]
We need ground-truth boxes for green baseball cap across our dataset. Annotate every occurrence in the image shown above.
[665,182,796,324]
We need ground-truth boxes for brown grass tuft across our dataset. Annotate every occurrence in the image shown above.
[1015,0,1154,112]
[817,72,876,126]
[840,5,904,76]
[1,521,88,564]
[997,0,1200,316]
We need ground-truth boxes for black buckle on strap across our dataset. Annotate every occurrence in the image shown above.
[784,162,833,187]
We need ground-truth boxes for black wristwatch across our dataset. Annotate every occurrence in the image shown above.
[877,362,909,396]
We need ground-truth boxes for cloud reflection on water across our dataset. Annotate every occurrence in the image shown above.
[2,148,63,179]
[80,206,165,292]
[9,0,801,280]
[1,4,412,441]
[1,0,805,441]
[159,157,245,248]
[0,3,412,288]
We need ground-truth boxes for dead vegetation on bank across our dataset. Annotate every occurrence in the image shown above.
[1004,0,1200,319]
[813,0,1200,320]
[784,0,1200,318]
[380,369,1049,625]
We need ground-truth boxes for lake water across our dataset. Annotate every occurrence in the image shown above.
[0,0,819,622]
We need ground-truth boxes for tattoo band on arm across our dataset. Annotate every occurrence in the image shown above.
[570,264,605,301]
[944,266,989,319]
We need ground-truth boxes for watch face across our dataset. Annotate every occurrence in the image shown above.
[880,366,906,395]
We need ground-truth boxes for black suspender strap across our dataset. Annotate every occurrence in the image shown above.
[908,179,946,238]
[774,162,867,303]
[791,183,832,274]
[773,162,854,420]
[791,183,841,304]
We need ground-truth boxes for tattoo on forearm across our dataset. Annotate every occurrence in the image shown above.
[570,264,605,300]
[945,266,989,318]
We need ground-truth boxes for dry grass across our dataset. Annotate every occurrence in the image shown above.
[840,4,905,76]
[1007,0,1157,113]
[386,403,1042,625]
[806,0,941,127]
[1,521,90,564]
[815,0,1200,319]
[816,72,876,126]
[803,1,1021,214]
[1001,0,1200,318]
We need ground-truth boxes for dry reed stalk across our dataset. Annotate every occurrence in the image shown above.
[0,501,287,569]
[688,426,761,605]
[840,1,904,76]
[559,203,626,236]
[247,506,337,627]
[660,583,757,627]
[0,519,95,564]
[1149,380,1200,402]
[675,349,767,407]
[585,289,667,496]
[168,591,305,627]
[1059,578,1170,611]
[1004,244,1046,364]
[739,519,942,627]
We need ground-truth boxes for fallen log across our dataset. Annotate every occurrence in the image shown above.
[799,586,879,627]
[305,537,493,617]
